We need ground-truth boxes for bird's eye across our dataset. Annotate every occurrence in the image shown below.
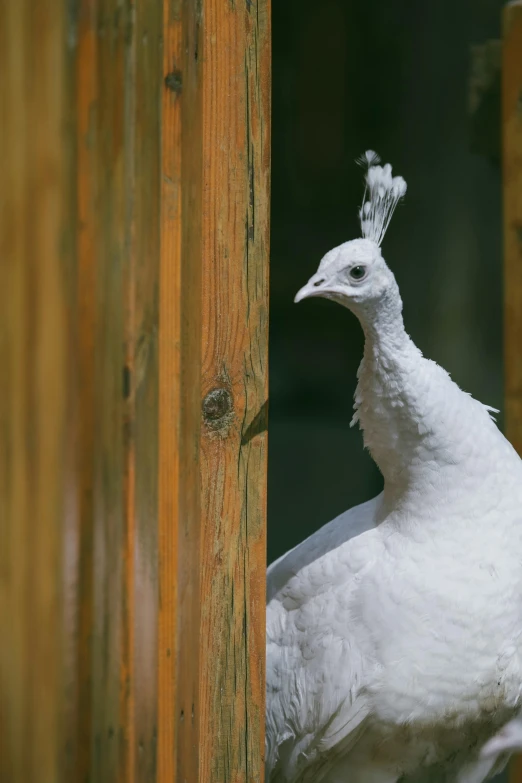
[349,265,366,281]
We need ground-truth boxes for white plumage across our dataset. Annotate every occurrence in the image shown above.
[266,152,522,783]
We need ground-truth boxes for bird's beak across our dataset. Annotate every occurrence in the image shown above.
[294,281,336,303]
[295,283,346,305]
[294,284,314,303]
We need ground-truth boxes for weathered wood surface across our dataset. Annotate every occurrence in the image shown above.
[76,1,162,781]
[197,0,271,779]
[0,1,76,781]
[503,4,522,783]
[162,1,271,781]
[159,1,203,781]
[1,0,270,781]
[504,1,522,458]
[76,1,98,779]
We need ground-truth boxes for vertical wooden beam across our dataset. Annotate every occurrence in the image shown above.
[2,1,270,781]
[504,1,522,456]
[158,0,183,775]
[503,4,522,783]
[159,1,271,781]
[159,1,207,781]
[0,0,75,781]
[198,2,270,781]
[76,1,162,781]
[159,1,200,781]
[89,3,128,778]
[130,0,162,779]
[76,1,98,779]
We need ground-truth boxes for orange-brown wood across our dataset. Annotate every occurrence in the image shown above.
[76,1,98,779]
[75,2,162,781]
[198,2,271,781]
[503,4,522,783]
[129,1,162,779]
[158,0,182,773]
[89,3,128,779]
[0,0,75,781]
[511,744,522,781]
[159,2,271,781]
[158,2,205,779]
[2,1,270,781]
[171,4,206,782]
[504,1,522,457]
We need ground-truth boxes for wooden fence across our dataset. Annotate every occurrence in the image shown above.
[0,1,270,782]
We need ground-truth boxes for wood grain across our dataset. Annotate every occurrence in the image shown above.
[2,1,270,781]
[159,1,204,782]
[159,1,271,781]
[158,0,184,776]
[130,0,162,779]
[90,3,128,778]
[76,0,98,778]
[0,0,75,780]
[503,1,522,457]
[198,2,271,782]
[504,6,522,783]
[76,1,162,780]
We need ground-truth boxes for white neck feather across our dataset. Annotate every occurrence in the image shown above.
[351,283,508,524]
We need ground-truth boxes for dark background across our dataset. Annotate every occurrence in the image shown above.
[268,0,504,566]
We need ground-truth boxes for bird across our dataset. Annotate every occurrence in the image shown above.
[266,151,522,783]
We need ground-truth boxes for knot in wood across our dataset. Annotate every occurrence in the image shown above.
[165,70,182,93]
[202,388,232,422]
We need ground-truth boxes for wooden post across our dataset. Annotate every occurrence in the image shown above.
[0,1,77,781]
[503,4,522,783]
[160,2,271,781]
[197,2,270,779]
[503,1,522,457]
[1,1,270,782]
[159,2,203,781]
[75,2,163,781]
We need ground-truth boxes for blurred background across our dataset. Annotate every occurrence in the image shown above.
[268,0,504,565]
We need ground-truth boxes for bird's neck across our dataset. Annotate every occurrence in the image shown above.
[353,293,418,484]
[352,290,496,518]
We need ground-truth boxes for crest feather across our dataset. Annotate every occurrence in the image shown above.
[356,150,381,169]
[356,150,407,246]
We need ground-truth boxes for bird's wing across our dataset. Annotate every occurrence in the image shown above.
[266,495,382,782]
[267,494,382,603]
[266,604,374,783]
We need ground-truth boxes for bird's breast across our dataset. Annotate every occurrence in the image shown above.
[360,542,522,730]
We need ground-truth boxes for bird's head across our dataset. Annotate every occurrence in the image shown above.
[294,238,392,308]
[295,151,407,313]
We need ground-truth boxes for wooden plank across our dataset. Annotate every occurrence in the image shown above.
[130,0,162,779]
[158,0,182,776]
[159,2,204,781]
[0,0,75,780]
[76,1,98,779]
[76,2,162,781]
[504,1,522,458]
[158,1,271,780]
[158,0,188,781]
[89,2,128,778]
[504,7,522,783]
[198,2,271,781]
[2,1,270,781]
